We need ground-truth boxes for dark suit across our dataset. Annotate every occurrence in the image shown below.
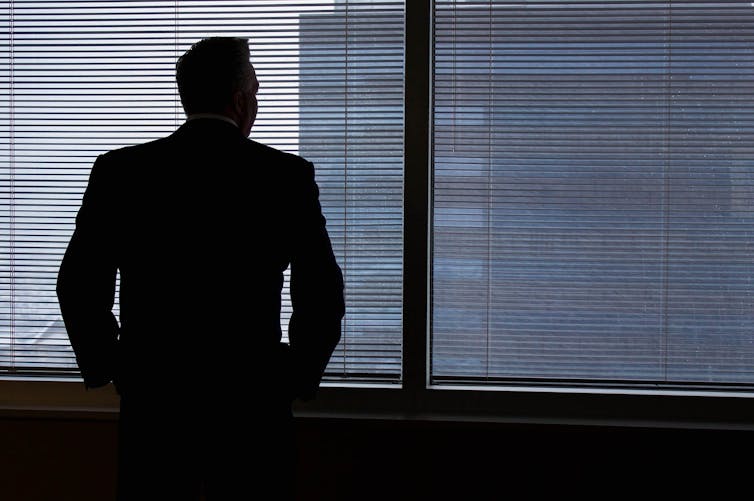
[57,118,344,500]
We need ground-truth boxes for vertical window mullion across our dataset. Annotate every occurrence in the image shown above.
[403,0,432,395]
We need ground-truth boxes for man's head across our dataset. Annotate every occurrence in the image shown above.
[176,37,259,136]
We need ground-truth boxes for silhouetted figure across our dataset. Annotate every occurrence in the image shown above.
[57,37,344,500]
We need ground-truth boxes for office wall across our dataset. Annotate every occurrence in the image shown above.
[1,414,116,501]
[1,413,751,500]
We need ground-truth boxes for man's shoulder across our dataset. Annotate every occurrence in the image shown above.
[97,136,172,164]
[95,135,315,180]
[242,138,312,170]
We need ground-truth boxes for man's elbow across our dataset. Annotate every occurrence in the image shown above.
[334,288,345,320]
[55,272,71,308]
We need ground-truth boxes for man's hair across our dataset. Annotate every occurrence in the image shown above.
[176,37,252,115]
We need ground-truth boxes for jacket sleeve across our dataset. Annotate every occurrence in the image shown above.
[288,160,345,401]
[56,154,120,389]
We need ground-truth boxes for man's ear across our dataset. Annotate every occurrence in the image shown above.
[232,90,246,115]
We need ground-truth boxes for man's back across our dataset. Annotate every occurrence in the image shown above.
[108,119,302,391]
[59,116,343,397]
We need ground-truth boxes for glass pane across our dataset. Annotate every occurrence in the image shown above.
[432,0,754,389]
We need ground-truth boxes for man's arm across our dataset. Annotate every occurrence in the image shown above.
[57,155,120,389]
[288,160,345,401]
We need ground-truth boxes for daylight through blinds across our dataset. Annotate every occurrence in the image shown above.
[0,0,404,382]
[432,0,754,388]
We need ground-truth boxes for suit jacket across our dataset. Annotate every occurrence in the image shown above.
[56,118,344,403]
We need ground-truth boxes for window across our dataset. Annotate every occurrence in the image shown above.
[3,0,754,420]
[432,0,754,391]
[0,0,404,383]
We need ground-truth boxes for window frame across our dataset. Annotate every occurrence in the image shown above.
[3,0,754,431]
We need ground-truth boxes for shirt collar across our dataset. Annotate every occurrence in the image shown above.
[186,113,238,129]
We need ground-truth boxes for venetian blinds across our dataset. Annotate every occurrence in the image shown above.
[432,1,754,389]
[0,0,404,383]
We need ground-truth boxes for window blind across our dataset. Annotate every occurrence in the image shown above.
[0,0,404,383]
[432,0,754,389]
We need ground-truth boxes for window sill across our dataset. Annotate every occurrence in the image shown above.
[3,378,754,431]
[0,379,119,420]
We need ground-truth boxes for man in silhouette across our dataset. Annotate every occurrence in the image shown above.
[57,37,344,500]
